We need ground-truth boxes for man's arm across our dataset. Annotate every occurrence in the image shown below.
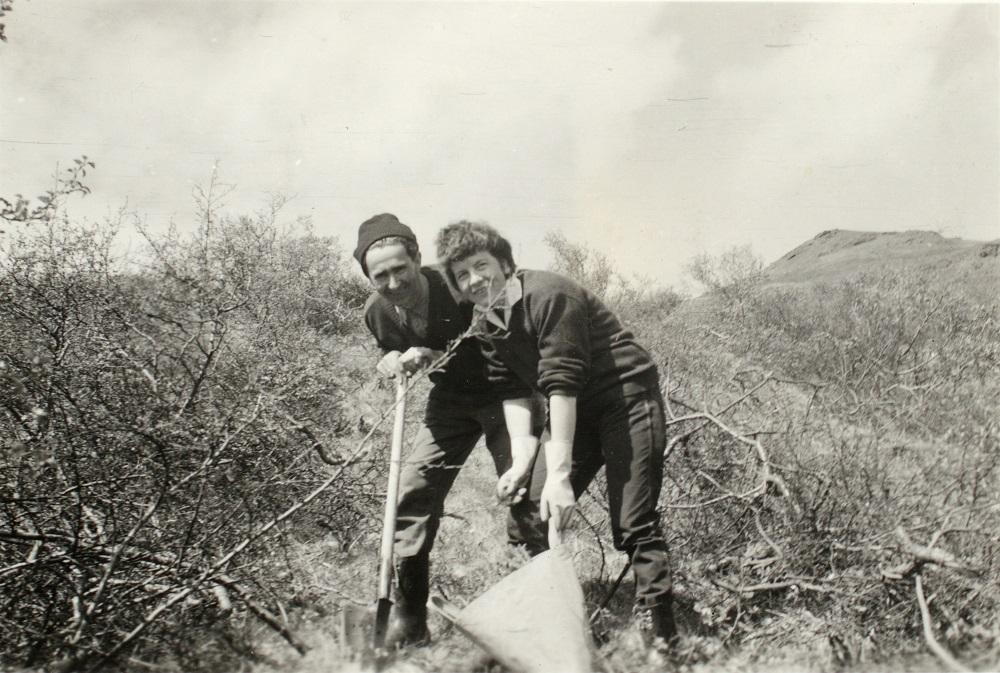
[364,294,441,377]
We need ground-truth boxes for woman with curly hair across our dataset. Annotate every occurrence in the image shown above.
[436,220,677,646]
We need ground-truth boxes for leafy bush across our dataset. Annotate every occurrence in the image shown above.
[0,157,95,231]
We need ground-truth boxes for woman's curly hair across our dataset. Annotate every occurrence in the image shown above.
[435,220,516,287]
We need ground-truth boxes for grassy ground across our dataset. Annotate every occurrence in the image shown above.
[244,449,957,673]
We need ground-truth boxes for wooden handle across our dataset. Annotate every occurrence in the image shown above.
[376,376,408,602]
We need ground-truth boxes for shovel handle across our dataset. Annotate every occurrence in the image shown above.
[374,376,408,645]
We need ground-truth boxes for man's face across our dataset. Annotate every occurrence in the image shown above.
[450,251,508,308]
[365,242,422,309]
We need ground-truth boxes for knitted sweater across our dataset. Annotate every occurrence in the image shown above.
[363,267,494,397]
[476,269,658,405]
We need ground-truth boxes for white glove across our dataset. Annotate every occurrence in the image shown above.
[539,439,575,547]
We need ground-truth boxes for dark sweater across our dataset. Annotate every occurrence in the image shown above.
[477,269,658,405]
[363,266,494,397]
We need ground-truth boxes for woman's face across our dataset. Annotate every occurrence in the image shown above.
[450,252,509,308]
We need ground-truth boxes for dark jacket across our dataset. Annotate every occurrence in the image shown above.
[477,269,658,406]
[363,266,495,398]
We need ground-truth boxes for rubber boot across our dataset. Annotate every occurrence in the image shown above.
[385,555,431,649]
[648,598,678,648]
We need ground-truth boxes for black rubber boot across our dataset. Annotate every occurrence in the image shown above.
[386,555,431,649]
[648,598,679,648]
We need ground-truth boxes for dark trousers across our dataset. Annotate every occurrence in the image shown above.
[393,393,548,563]
[568,384,672,608]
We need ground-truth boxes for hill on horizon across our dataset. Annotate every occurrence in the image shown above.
[762,228,999,305]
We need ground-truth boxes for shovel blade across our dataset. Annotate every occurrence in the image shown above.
[373,597,394,650]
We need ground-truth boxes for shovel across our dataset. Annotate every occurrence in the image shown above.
[372,374,408,651]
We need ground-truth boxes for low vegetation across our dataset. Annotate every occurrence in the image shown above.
[1,173,384,671]
[2,169,997,672]
[640,258,1000,672]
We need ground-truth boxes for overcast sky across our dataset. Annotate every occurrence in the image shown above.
[2,1,997,287]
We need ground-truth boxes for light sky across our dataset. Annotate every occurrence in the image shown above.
[2,1,998,287]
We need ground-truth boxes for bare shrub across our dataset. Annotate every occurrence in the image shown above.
[0,183,384,671]
[642,267,1000,670]
[544,230,614,297]
[685,244,764,303]
[543,230,683,315]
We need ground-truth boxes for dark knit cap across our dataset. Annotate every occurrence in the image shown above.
[353,213,417,274]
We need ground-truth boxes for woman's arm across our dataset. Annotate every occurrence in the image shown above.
[542,394,577,545]
[495,398,539,504]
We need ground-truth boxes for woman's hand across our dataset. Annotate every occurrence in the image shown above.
[496,435,538,505]
[496,466,530,505]
[540,476,576,540]
[539,438,575,547]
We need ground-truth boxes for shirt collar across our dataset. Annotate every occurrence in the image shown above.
[474,274,522,330]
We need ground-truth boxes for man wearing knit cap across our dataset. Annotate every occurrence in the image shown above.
[354,213,548,648]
